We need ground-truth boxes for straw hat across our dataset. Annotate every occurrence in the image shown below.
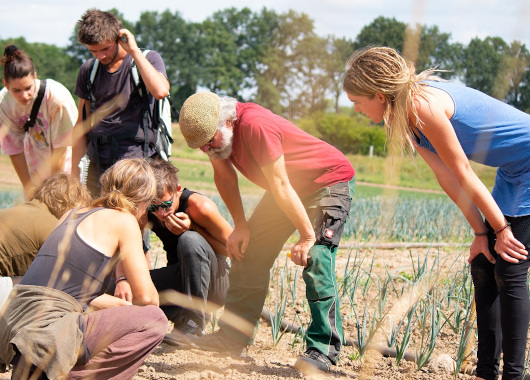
[179,92,220,148]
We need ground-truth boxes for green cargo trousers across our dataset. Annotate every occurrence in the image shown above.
[218,178,354,363]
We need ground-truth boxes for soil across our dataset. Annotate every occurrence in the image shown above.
[132,245,477,380]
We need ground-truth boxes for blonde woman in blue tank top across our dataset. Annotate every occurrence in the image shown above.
[343,46,530,380]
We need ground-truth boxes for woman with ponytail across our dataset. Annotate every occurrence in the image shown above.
[0,44,77,199]
[343,46,530,380]
[0,158,167,380]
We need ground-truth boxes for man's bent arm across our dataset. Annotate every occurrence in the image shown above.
[129,48,169,99]
[210,157,248,260]
[261,155,316,267]
[210,158,247,228]
[120,29,169,100]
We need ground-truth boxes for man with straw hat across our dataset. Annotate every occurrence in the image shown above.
[178,92,355,374]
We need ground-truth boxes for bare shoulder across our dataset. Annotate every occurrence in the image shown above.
[410,89,452,129]
[187,193,218,216]
[86,208,138,229]
[415,86,454,119]
[105,208,137,223]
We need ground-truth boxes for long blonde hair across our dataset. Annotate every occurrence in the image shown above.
[343,46,441,152]
[92,158,156,214]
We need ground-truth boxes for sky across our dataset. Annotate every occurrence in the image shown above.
[1,0,529,49]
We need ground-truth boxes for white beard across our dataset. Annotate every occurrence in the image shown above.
[207,125,234,160]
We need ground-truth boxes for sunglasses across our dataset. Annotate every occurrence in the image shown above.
[147,198,173,213]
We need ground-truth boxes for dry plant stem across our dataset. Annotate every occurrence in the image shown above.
[461,296,477,374]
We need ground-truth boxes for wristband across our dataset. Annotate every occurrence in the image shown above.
[494,222,511,235]
[189,220,197,231]
[115,275,127,285]
[474,231,489,237]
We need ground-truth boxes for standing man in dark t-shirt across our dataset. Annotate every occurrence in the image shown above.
[178,92,355,374]
[72,8,169,196]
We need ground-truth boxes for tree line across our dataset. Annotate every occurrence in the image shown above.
[1,8,528,155]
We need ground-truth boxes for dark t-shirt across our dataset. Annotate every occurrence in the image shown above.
[230,102,355,197]
[74,51,167,163]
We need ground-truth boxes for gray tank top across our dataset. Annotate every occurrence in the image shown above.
[21,208,118,309]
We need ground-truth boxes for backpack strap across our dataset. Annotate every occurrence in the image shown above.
[132,50,176,160]
[87,58,99,114]
[130,50,150,93]
[23,80,46,133]
[131,50,153,158]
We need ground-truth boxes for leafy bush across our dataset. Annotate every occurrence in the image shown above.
[297,112,387,156]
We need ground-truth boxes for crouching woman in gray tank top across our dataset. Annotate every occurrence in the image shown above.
[0,158,168,380]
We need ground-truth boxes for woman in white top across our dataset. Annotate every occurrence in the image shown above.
[0,44,77,199]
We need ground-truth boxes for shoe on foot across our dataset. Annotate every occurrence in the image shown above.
[191,329,248,357]
[163,318,203,346]
[294,348,332,374]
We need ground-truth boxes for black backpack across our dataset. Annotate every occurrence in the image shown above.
[86,50,175,160]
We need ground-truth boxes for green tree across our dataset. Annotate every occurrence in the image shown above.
[255,10,316,116]
[416,25,464,79]
[353,16,406,51]
[290,34,331,116]
[199,7,275,99]
[463,37,507,96]
[354,17,464,81]
[508,58,530,112]
[493,41,529,106]
[199,10,248,96]
[135,10,202,109]
[325,37,355,113]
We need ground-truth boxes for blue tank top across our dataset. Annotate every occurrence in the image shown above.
[21,208,117,309]
[416,81,530,216]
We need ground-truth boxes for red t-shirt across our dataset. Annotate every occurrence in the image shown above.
[229,103,355,197]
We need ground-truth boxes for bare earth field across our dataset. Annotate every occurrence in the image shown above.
[133,244,476,380]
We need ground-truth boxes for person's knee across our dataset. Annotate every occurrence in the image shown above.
[177,232,212,260]
[142,305,169,338]
[303,245,336,300]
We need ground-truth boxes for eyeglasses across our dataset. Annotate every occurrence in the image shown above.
[147,197,174,213]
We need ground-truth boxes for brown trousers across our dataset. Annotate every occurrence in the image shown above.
[67,305,167,380]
